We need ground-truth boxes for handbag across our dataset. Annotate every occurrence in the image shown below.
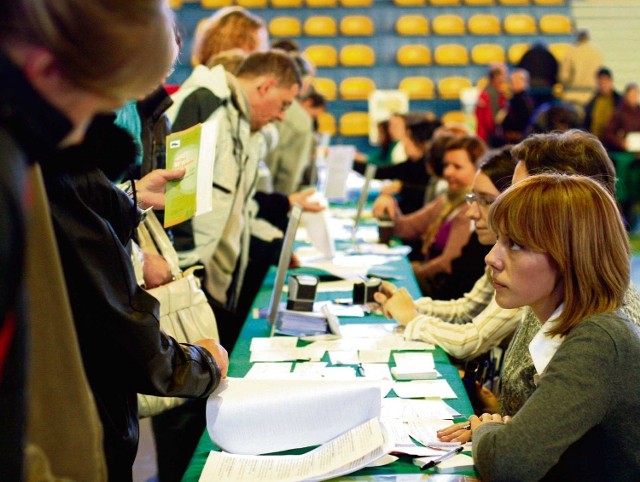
[135,211,219,418]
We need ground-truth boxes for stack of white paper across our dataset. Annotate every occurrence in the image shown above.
[206,378,384,455]
[199,418,394,482]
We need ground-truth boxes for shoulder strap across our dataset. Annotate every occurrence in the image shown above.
[142,211,182,278]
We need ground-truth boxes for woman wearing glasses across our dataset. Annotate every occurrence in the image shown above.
[374,146,519,362]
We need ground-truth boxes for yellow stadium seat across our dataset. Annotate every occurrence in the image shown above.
[468,14,501,35]
[393,0,426,5]
[169,0,184,9]
[340,0,373,6]
[549,42,572,62]
[508,43,530,64]
[317,112,336,135]
[396,15,429,36]
[534,0,564,4]
[312,77,337,101]
[432,14,466,35]
[499,0,529,4]
[340,45,375,66]
[399,77,436,100]
[442,110,467,125]
[464,0,495,5]
[272,0,303,6]
[306,0,337,5]
[236,0,267,7]
[269,17,302,37]
[471,44,506,65]
[539,14,573,35]
[434,44,469,65]
[304,16,337,37]
[396,45,432,66]
[339,77,376,100]
[504,14,537,35]
[340,15,375,36]
[431,0,462,5]
[200,0,232,7]
[304,45,338,67]
[438,76,473,99]
[340,112,369,137]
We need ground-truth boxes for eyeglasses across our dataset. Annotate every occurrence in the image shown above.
[465,193,495,207]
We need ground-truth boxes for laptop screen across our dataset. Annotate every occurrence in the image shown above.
[267,204,303,335]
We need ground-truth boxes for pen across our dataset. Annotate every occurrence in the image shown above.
[420,445,463,471]
[356,363,366,377]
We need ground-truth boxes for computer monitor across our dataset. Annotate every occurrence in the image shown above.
[267,204,303,335]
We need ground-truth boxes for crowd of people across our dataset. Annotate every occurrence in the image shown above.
[1,1,639,481]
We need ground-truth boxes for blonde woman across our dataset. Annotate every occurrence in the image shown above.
[471,174,640,481]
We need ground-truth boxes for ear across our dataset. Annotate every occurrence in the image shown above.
[22,47,66,97]
[256,76,277,97]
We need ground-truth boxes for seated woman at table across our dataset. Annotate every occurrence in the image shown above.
[468,174,640,481]
[372,135,488,298]
[373,146,518,360]
[436,129,640,443]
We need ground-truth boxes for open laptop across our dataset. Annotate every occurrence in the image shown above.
[266,204,341,337]
[267,204,303,336]
[351,164,377,247]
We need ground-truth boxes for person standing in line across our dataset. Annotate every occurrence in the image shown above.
[559,28,604,112]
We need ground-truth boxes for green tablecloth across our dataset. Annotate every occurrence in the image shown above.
[181,255,476,481]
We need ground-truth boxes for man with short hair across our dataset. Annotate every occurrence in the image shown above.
[167,50,301,346]
[584,67,621,141]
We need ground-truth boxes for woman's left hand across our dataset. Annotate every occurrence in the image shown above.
[470,412,507,432]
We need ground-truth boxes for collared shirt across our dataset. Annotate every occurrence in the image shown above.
[528,303,564,378]
[404,269,523,360]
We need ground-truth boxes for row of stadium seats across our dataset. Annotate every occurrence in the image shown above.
[304,42,570,67]
[172,0,565,9]
[316,74,518,101]
[318,109,468,137]
[268,13,572,37]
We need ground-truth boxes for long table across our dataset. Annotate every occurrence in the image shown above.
[182,253,476,481]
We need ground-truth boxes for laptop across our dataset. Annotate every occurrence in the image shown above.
[266,204,341,337]
[351,164,377,246]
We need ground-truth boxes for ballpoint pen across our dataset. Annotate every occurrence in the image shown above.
[419,445,464,471]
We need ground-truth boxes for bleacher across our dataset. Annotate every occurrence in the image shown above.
[169,0,574,151]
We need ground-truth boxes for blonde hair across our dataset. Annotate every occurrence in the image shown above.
[489,174,630,337]
[193,7,265,67]
[0,0,177,99]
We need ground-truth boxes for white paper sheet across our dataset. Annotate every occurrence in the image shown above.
[407,417,461,449]
[206,378,384,455]
[250,337,299,351]
[301,210,335,260]
[245,363,293,379]
[392,380,458,399]
[199,418,394,482]
[381,398,457,421]
[393,352,435,370]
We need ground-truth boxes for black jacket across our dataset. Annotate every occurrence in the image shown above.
[0,52,71,481]
[41,119,221,481]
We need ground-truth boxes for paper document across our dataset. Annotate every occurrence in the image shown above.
[392,380,458,399]
[381,398,457,421]
[322,145,356,201]
[407,417,461,449]
[199,418,394,482]
[301,210,335,259]
[206,378,384,455]
[244,363,293,379]
[164,119,217,227]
